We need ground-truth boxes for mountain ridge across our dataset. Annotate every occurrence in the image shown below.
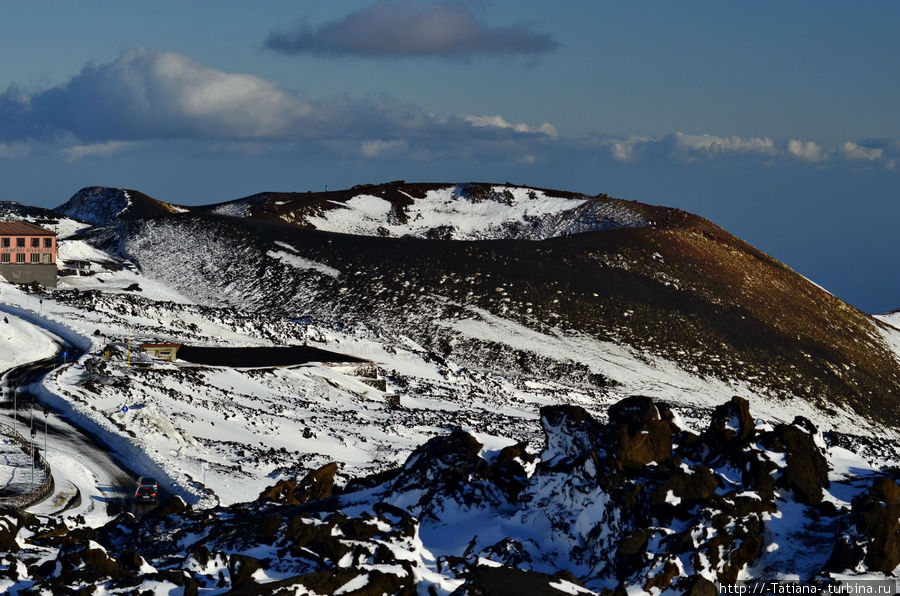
[53,181,900,429]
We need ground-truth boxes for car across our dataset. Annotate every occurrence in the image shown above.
[135,476,158,503]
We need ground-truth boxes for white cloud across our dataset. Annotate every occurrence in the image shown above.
[673,133,778,158]
[460,114,557,138]
[788,139,829,162]
[39,49,312,141]
[0,49,560,166]
[840,141,883,162]
[60,141,136,162]
[608,136,650,162]
[599,133,778,163]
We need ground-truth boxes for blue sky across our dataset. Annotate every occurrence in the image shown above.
[1,1,898,312]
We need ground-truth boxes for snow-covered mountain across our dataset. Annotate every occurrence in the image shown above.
[0,181,898,592]
[66,181,900,430]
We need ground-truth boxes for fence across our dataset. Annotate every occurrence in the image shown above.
[0,419,54,509]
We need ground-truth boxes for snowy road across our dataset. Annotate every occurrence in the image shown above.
[1,341,156,522]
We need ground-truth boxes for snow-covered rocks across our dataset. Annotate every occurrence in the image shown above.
[302,183,650,240]
[2,395,897,592]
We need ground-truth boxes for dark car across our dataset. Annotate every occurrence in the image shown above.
[135,476,158,503]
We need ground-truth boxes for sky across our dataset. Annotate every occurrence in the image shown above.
[0,1,898,312]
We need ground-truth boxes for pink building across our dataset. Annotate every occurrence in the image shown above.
[0,222,58,287]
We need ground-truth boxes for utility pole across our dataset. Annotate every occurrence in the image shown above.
[44,408,49,458]
[12,387,16,436]
[127,328,132,367]
[30,396,34,489]
[30,427,36,495]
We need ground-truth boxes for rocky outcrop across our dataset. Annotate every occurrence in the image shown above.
[258,462,338,505]
[0,395,894,593]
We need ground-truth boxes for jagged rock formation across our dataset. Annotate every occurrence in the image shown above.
[0,396,893,593]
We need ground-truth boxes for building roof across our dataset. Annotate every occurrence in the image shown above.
[0,221,57,236]
[140,343,183,348]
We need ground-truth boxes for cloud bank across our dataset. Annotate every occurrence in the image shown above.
[264,1,558,58]
[586,133,894,169]
[0,48,556,161]
[0,48,896,172]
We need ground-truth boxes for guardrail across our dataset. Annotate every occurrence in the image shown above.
[0,419,54,509]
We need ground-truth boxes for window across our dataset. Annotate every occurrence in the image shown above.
[15,238,24,247]
[30,238,39,248]
[1,238,8,248]
[43,238,52,248]
[15,253,25,263]
[42,253,51,264]
[1,254,8,263]
[31,253,40,263]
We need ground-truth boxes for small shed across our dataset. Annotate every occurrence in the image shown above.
[140,343,182,362]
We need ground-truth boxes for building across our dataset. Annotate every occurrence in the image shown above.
[0,222,58,287]
[140,343,183,362]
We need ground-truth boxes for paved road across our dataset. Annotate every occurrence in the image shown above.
[0,343,161,517]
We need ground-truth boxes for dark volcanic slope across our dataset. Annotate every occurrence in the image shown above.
[72,180,900,428]
[0,201,72,226]
[57,187,189,225]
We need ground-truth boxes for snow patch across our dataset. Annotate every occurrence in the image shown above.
[267,250,340,278]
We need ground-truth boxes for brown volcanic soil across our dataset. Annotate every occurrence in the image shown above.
[282,218,898,425]
[93,182,900,427]
[117,189,189,220]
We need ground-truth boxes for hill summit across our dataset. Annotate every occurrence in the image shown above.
[54,180,900,429]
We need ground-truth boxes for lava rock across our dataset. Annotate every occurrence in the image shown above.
[761,418,829,504]
[708,395,755,444]
[608,395,673,470]
[850,476,900,572]
[258,462,338,505]
[0,515,19,552]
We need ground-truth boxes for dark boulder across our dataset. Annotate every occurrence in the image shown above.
[258,462,339,505]
[453,565,587,596]
[709,396,755,443]
[150,495,191,519]
[760,418,829,504]
[851,476,900,573]
[608,395,673,471]
[0,515,19,552]
[650,465,720,508]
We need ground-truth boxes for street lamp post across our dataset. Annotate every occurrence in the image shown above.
[13,387,17,436]
[43,408,49,458]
